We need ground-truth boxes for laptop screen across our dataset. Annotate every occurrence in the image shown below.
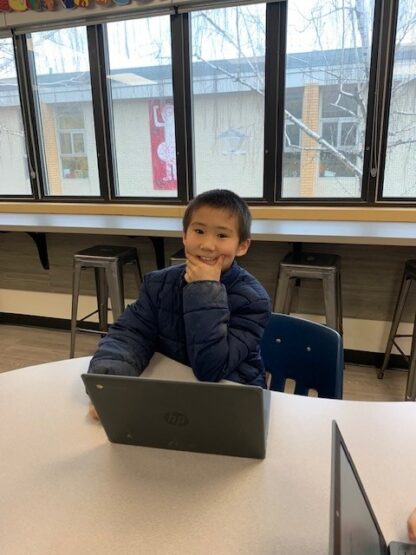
[331,422,387,555]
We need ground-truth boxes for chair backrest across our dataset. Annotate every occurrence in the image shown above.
[260,313,344,399]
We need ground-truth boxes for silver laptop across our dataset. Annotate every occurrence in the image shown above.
[82,373,271,459]
[330,421,416,555]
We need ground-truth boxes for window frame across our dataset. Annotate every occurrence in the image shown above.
[0,0,415,206]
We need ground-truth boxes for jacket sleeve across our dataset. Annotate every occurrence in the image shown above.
[88,276,157,376]
[182,280,271,382]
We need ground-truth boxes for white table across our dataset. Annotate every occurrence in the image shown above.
[2,212,416,245]
[3,212,416,270]
[0,354,415,555]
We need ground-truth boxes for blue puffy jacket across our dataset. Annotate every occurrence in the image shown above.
[88,261,271,387]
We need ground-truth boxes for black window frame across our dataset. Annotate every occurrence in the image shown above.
[0,0,414,206]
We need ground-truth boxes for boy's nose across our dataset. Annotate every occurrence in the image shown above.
[200,238,215,251]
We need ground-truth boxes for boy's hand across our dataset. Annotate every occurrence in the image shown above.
[408,508,416,541]
[184,252,224,283]
[88,403,100,421]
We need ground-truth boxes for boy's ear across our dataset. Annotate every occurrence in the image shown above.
[236,239,251,258]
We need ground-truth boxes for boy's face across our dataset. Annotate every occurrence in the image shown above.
[182,205,251,273]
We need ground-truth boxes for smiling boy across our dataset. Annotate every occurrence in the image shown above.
[88,189,271,388]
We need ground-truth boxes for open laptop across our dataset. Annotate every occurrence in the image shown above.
[82,373,271,459]
[330,421,416,555]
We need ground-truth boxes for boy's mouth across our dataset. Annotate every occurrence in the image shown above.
[199,256,219,265]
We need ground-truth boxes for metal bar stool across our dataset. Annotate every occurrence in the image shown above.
[274,251,343,334]
[169,248,186,266]
[70,245,143,358]
[378,259,416,401]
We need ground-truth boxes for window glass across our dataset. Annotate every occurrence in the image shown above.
[282,0,375,198]
[106,16,176,198]
[190,4,266,198]
[0,37,31,195]
[382,0,416,198]
[30,27,99,196]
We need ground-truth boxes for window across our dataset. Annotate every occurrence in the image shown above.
[29,27,100,196]
[190,4,266,198]
[319,86,359,182]
[283,88,303,179]
[282,0,375,198]
[0,37,31,196]
[2,1,415,205]
[57,107,89,179]
[106,16,177,198]
[382,0,416,198]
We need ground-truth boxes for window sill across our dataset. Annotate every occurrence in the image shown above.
[0,202,415,223]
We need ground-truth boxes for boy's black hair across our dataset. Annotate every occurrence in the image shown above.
[183,189,251,242]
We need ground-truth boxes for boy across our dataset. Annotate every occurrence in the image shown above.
[88,189,271,392]
[409,508,416,541]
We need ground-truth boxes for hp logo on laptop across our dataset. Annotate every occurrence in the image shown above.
[164,412,188,426]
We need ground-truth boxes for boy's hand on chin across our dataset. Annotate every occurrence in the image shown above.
[184,253,225,283]
[408,508,416,541]
[88,403,100,421]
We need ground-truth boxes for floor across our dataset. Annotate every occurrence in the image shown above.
[0,324,409,402]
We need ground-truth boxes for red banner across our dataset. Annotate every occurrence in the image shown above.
[149,100,177,191]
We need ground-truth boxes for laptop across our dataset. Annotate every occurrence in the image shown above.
[82,373,271,459]
[330,421,416,555]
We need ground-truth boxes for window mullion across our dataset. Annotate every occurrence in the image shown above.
[361,0,396,203]
[86,24,113,201]
[13,33,45,199]
[170,11,193,202]
[375,0,401,201]
[263,0,286,203]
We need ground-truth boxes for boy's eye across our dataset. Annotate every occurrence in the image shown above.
[194,228,204,234]
[218,234,228,239]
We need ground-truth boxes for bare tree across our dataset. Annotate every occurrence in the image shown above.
[191,0,416,190]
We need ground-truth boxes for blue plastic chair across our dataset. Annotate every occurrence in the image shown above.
[260,313,344,399]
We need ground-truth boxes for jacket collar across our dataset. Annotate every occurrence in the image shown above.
[220,260,240,286]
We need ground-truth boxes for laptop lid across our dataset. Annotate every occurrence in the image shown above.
[82,374,271,459]
[330,421,416,555]
[330,420,388,555]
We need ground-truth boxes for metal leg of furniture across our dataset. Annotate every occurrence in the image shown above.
[131,254,142,294]
[94,267,108,333]
[274,269,292,313]
[323,272,339,333]
[70,261,82,358]
[133,252,143,283]
[283,277,296,314]
[378,275,411,379]
[27,232,50,270]
[405,315,416,401]
[148,236,165,269]
[336,270,343,335]
[106,263,125,322]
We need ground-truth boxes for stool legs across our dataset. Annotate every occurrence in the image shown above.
[70,260,82,359]
[406,313,416,401]
[131,254,142,294]
[322,272,342,334]
[378,273,411,379]
[336,271,343,334]
[274,269,292,313]
[106,262,125,321]
[94,268,108,333]
[275,267,342,334]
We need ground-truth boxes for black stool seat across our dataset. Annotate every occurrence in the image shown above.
[274,251,343,334]
[169,248,186,266]
[70,245,142,358]
[280,252,341,270]
[379,259,416,401]
[74,245,139,261]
